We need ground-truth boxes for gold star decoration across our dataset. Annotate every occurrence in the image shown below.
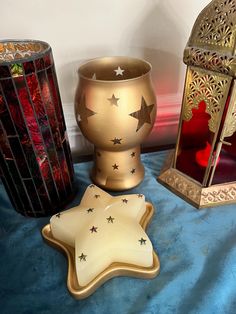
[49,185,157,288]
[129,96,154,132]
[108,94,119,106]
[111,138,122,145]
[114,66,124,76]
[77,94,97,123]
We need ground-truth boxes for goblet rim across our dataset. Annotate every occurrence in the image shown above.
[0,39,51,65]
[78,56,152,83]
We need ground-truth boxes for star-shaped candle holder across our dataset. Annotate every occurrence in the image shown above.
[42,185,160,299]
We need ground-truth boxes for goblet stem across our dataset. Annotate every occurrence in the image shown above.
[91,146,145,191]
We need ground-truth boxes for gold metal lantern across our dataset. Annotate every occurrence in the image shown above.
[75,57,156,191]
[158,0,236,208]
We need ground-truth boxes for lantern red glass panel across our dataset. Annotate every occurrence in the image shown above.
[176,100,215,184]
[0,40,74,217]
[158,0,236,208]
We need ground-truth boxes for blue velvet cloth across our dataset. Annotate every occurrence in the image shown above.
[1,150,236,314]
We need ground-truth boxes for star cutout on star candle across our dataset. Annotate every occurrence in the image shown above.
[107,216,115,223]
[111,138,122,145]
[112,164,119,170]
[77,94,97,123]
[129,96,154,132]
[94,194,100,199]
[131,169,136,174]
[90,226,98,233]
[122,199,128,204]
[131,152,136,158]
[114,66,124,76]
[139,238,147,245]
[87,208,94,213]
[50,185,154,287]
[79,253,87,262]
[56,213,61,218]
[108,94,119,106]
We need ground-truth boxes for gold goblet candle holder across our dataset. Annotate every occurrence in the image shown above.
[75,57,157,191]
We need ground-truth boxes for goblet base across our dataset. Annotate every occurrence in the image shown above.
[90,147,145,191]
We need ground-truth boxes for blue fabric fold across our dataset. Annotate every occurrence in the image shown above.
[1,150,236,314]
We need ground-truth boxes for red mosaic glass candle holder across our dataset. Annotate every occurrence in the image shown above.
[0,40,74,217]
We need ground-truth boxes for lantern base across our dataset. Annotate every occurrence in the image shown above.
[158,153,236,209]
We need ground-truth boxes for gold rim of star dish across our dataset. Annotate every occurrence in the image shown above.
[41,202,160,299]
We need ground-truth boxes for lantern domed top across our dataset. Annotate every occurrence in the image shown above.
[184,0,236,77]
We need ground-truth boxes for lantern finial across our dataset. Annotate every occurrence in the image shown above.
[184,0,236,77]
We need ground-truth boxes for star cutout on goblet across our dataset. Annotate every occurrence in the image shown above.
[114,66,124,76]
[47,185,158,290]
[111,138,122,145]
[129,96,154,132]
[77,94,97,123]
[112,164,119,170]
[108,94,119,106]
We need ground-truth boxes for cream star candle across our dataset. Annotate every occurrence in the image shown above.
[50,185,155,287]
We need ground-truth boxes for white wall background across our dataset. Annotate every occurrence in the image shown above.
[0,0,210,156]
